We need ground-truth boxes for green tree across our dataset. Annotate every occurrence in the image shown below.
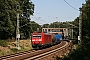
[57,1,90,60]
[0,0,16,39]
[19,0,34,39]
[30,21,41,32]
[42,24,49,28]
[0,0,34,39]
[49,22,67,28]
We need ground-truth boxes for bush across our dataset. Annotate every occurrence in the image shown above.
[0,40,8,47]
[72,39,78,44]
[10,48,18,52]
[19,46,26,52]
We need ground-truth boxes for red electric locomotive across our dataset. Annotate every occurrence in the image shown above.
[31,32,52,48]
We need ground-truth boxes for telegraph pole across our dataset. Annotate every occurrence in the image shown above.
[78,8,82,43]
[72,28,73,39]
[16,4,20,50]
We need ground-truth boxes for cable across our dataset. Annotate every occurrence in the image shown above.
[35,12,55,18]
[63,0,79,11]
[35,12,75,19]
[31,17,50,24]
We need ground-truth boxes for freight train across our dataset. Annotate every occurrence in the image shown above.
[31,32,62,49]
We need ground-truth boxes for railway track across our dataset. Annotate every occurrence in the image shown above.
[0,41,71,60]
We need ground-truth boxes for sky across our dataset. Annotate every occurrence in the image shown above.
[31,0,85,25]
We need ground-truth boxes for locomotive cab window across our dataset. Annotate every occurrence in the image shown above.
[33,35,42,38]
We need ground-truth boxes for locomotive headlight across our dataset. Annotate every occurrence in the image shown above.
[32,39,35,41]
[39,39,42,41]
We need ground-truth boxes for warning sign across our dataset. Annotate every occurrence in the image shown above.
[17,34,20,38]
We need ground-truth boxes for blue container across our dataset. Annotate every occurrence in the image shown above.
[55,34,62,42]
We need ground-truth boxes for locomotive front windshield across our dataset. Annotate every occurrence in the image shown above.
[33,35,42,38]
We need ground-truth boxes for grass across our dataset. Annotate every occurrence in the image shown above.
[0,39,33,57]
[10,48,18,52]
[0,50,13,56]
[0,40,8,47]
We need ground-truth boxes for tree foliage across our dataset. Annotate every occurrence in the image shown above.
[57,0,90,60]
[42,24,49,28]
[0,0,34,39]
[30,21,41,33]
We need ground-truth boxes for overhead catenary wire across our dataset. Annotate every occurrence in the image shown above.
[35,12,55,18]
[20,0,79,27]
[63,0,79,11]
[22,0,80,26]
[35,12,74,19]
[20,12,75,28]
[31,17,50,24]
[32,12,74,24]
[20,17,47,28]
